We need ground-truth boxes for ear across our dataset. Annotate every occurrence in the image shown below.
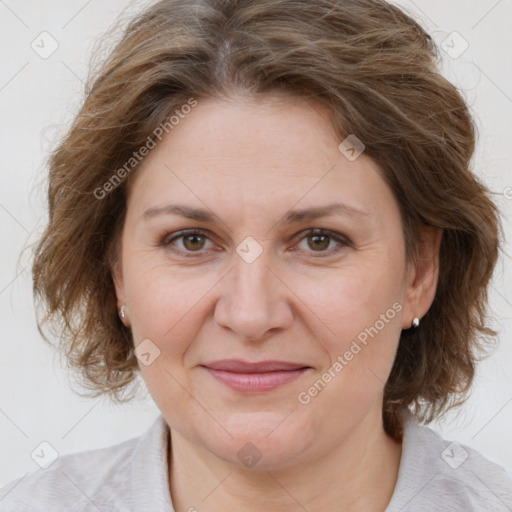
[111,258,126,313]
[402,225,443,329]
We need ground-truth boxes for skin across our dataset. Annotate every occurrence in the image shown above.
[112,92,442,512]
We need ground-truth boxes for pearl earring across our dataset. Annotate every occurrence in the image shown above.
[412,317,420,328]
[119,305,126,321]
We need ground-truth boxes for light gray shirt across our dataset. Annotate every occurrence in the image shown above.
[1,413,511,511]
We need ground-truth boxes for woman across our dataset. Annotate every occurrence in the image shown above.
[1,0,511,510]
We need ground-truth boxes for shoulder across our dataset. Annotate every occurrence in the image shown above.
[0,415,173,512]
[0,438,136,512]
[386,414,512,512]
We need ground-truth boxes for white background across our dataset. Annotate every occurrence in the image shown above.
[1,0,511,489]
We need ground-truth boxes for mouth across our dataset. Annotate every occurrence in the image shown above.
[200,360,312,393]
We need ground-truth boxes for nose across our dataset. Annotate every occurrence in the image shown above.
[213,247,294,342]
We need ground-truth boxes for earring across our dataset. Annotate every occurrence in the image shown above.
[412,317,420,328]
[119,305,126,321]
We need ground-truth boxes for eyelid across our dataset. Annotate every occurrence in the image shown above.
[290,228,351,255]
[162,228,214,250]
[161,227,351,257]
[291,227,350,244]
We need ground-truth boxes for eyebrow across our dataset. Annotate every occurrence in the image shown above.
[142,202,370,224]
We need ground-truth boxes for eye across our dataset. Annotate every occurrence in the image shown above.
[162,229,214,255]
[161,228,350,258]
[293,228,350,256]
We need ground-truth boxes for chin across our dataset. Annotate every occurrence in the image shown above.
[209,436,309,472]
[198,413,317,471]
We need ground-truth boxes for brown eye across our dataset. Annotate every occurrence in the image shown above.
[162,229,214,255]
[295,228,350,256]
[181,233,206,251]
[307,233,331,251]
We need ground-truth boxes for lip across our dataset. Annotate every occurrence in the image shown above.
[201,359,311,393]
[203,359,309,373]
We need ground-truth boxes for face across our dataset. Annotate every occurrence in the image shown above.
[113,93,438,470]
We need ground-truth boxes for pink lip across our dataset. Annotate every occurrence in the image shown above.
[201,360,311,393]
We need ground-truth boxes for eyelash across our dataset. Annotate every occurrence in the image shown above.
[161,228,351,258]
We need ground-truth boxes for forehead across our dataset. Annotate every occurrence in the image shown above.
[125,94,397,227]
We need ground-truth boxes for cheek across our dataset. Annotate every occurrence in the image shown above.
[123,259,211,410]
[122,254,187,339]
[295,256,404,402]
[302,259,403,342]
[122,252,228,365]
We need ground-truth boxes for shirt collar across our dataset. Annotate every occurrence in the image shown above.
[130,414,174,511]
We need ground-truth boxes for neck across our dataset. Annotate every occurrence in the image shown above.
[168,406,402,512]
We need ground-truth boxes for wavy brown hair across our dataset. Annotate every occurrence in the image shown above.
[32,0,502,440]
